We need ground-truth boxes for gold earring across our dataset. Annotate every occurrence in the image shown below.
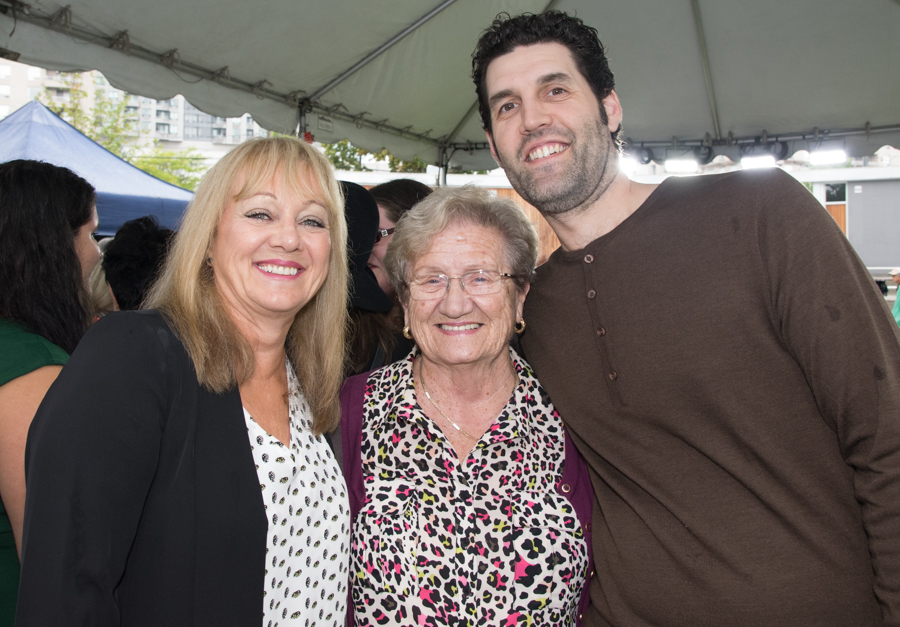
[515,319,526,334]
[402,326,413,340]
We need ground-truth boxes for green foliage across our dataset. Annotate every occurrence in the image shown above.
[370,148,428,173]
[323,139,370,171]
[324,139,429,173]
[39,73,137,159]
[132,145,206,191]
[39,73,207,189]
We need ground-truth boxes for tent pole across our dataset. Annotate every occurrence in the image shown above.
[298,105,307,137]
[437,146,448,187]
[690,0,722,141]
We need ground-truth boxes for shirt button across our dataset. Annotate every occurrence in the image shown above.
[596,327,606,337]
[608,370,618,381]
[584,254,594,263]
[560,483,571,493]
[587,289,596,299]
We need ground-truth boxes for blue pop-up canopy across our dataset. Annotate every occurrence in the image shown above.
[0,101,193,236]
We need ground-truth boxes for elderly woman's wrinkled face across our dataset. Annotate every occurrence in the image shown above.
[403,221,527,370]
[209,168,332,329]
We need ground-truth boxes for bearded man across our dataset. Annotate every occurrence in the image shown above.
[473,11,900,627]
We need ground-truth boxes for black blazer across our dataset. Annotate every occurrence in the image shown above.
[17,310,268,626]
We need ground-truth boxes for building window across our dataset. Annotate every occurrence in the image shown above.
[156,110,170,119]
[246,129,254,138]
[0,65,10,78]
[27,67,42,81]
[0,105,10,118]
[0,85,10,98]
[825,183,846,203]
[28,86,42,99]
[156,123,170,134]
[212,128,225,137]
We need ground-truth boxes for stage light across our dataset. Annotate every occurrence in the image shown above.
[695,146,714,165]
[809,149,847,166]
[619,155,638,174]
[665,158,699,174]
[741,155,776,169]
[636,147,654,165]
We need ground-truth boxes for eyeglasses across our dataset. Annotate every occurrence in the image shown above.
[407,269,515,300]
[375,227,395,243]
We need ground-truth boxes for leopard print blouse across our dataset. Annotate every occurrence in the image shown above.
[351,348,590,626]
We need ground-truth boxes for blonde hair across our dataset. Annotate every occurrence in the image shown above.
[146,137,348,434]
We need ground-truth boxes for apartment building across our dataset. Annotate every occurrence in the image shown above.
[0,59,269,167]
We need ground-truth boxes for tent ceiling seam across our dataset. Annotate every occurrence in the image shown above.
[0,7,292,101]
[0,3,446,146]
[625,123,900,150]
[690,0,722,141]
[305,0,461,103]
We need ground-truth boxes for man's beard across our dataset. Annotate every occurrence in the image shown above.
[501,119,613,217]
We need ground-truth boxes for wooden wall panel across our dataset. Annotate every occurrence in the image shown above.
[825,203,847,234]
[493,188,560,265]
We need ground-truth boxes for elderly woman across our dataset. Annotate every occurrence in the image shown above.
[17,137,350,627]
[340,186,594,626]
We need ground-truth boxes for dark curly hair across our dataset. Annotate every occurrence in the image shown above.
[102,216,174,310]
[0,160,96,353]
[368,178,433,224]
[472,11,617,140]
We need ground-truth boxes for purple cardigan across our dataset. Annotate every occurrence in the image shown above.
[340,370,595,625]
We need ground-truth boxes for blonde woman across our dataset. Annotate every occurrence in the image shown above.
[17,137,350,627]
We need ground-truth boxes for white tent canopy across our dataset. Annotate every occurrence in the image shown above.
[1,0,897,171]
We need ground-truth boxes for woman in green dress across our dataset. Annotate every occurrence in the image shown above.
[0,160,99,623]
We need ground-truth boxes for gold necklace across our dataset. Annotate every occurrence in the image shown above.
[417,359,514,441]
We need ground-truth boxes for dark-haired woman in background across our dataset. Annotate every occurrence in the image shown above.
[367,178,432,301]
[344,179,432,377]
[0,160,99,625]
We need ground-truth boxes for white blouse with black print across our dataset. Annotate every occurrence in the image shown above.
[244,362,350,627]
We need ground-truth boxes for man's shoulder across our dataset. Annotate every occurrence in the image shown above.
[656,168,802,204]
